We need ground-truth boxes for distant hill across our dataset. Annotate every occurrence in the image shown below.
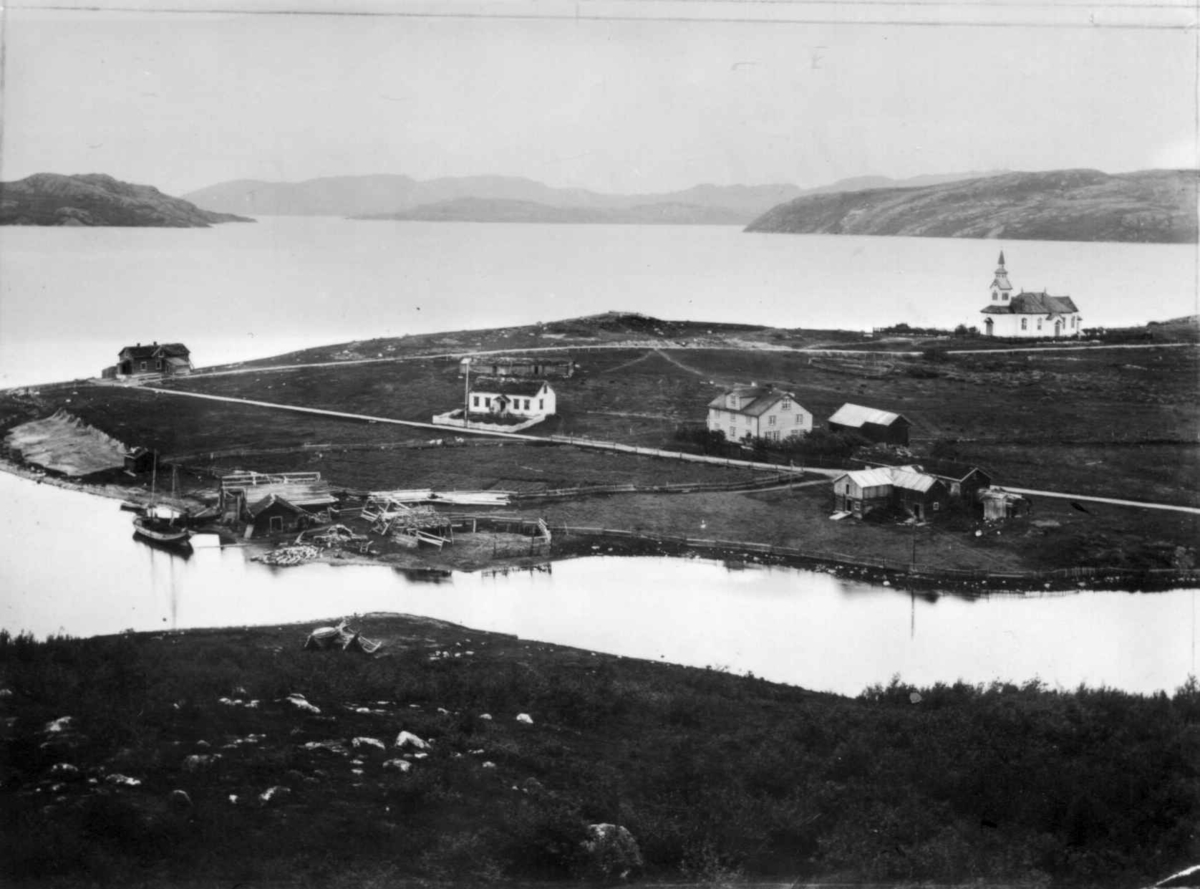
[745,169,1198,243]
[355,197,747,225]
[0,173,253,227]
[182,171,999,224]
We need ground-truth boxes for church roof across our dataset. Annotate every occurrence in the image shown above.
[981,292,1079,315]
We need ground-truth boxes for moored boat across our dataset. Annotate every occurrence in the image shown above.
[133,514,193,549]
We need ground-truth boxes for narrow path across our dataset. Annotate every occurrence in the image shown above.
[1001,487,1200,515]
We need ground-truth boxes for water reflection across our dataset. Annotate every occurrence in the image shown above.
[1,470,1195,696]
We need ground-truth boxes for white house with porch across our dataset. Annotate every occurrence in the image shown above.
[468,379,556,418]
[979,252,1082,338]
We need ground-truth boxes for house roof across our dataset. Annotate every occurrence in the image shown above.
[828,403,910,429]
[707,386,800,417]
[837,465,938,493]
[469,378,550,398]
[242,481,339,510]
[119,342,190,359]
[249,493,307,518]
[981,292,1079,315]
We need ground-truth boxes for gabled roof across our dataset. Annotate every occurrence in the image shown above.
[981,292,1078,315]
[829,403,910,428]
[707,386,799,417]
[249,493,307,518]
[836,465,938,493]
[469,378,550,398]
[119,342,190,359]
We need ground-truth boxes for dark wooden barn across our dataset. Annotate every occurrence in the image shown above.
[828,403,912,446]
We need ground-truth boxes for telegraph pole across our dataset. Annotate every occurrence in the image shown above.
[462,358,470,431]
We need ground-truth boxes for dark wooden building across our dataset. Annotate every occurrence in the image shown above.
[248,495,314,537]
[832,466,948,521]
[115,342,193,378]
[828,403,912,446]
[460,356,575,379]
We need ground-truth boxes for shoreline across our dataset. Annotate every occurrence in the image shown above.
[6,456,1196,595]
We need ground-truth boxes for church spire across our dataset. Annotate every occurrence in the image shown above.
[998,250,1006,268]
[990,250,1013,302]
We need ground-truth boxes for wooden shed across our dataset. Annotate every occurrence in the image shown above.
[833,465,948,521]
[248,495,314,537]
[828,403,912,446]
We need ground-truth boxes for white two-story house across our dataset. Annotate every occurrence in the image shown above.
[706,384,812,443]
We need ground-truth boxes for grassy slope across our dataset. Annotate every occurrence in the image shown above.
[2,618,1197,887]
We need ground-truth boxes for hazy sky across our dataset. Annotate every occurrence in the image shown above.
[2,0,1197,195]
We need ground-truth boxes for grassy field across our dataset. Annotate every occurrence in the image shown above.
[2,618,1197,888]
[2,315,1197,578]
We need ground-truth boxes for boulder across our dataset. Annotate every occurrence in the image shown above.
[582,823,643,881]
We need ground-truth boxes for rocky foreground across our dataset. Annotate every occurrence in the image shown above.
[1,615,1197,887]
[0,173,253,227]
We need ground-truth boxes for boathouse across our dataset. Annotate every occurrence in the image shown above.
[707,384,812,443]
[248,495,314,537]
[828,403,912,446]
[980,252,1082,338]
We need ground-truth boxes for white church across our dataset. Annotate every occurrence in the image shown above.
[979,252,1082,338]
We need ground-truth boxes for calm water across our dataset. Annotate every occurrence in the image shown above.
[1,471,1194,696]
[1,217,1196,388]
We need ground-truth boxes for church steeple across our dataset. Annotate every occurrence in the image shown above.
[990,250,1013,302]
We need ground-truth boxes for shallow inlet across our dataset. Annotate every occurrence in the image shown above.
[1,469,1195,696]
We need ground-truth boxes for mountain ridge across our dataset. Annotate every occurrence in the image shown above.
[182,170,1005,222]
[745,168,1198,243]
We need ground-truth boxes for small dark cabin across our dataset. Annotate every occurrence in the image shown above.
[248,495,314,537]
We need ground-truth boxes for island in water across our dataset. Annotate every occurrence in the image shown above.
[0,173,254,227]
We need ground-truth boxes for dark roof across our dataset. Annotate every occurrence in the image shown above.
[248,494,307,518]
[981,292,1078,315]
[707,386,800,417]
[828,403,911,428]
[469,379,551,397]
[119,342,190,359]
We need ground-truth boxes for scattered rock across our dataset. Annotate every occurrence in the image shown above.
[352,737,386,750]
[383,759,412,773]
[105,774,141,787]
[259,785,291,805]
[284,693,321,714]
[515,713,534,725]
[303,741,348,756]
[183,754,223,773]
[49,763,80,778]
[169,789,192,809]
[482,761,496,769]
[394,731,428,750]
[479,713,493,721]
[44,716,73,733]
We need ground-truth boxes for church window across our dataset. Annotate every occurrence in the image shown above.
[1021,319,1028,331]
[992,291,999,301]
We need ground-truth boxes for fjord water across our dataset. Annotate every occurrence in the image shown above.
[1,472,1194,696]
[1,217,1196,388]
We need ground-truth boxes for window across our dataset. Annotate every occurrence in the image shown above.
[796,414,803,424]
[485,398,491,407]
[473,396,480,407]
[539,399,544,410]
[140,361,147,371]
[525,399,531,410]
[1002,293,1009,301]
[1021,318,1028,331]
[730,426,736,438]
[1037,318,1043,330]
[156,359,163,369]
[768,415,776,425]
[781,398,791,410]
[270,516,284,532]
[992,291,999,301]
